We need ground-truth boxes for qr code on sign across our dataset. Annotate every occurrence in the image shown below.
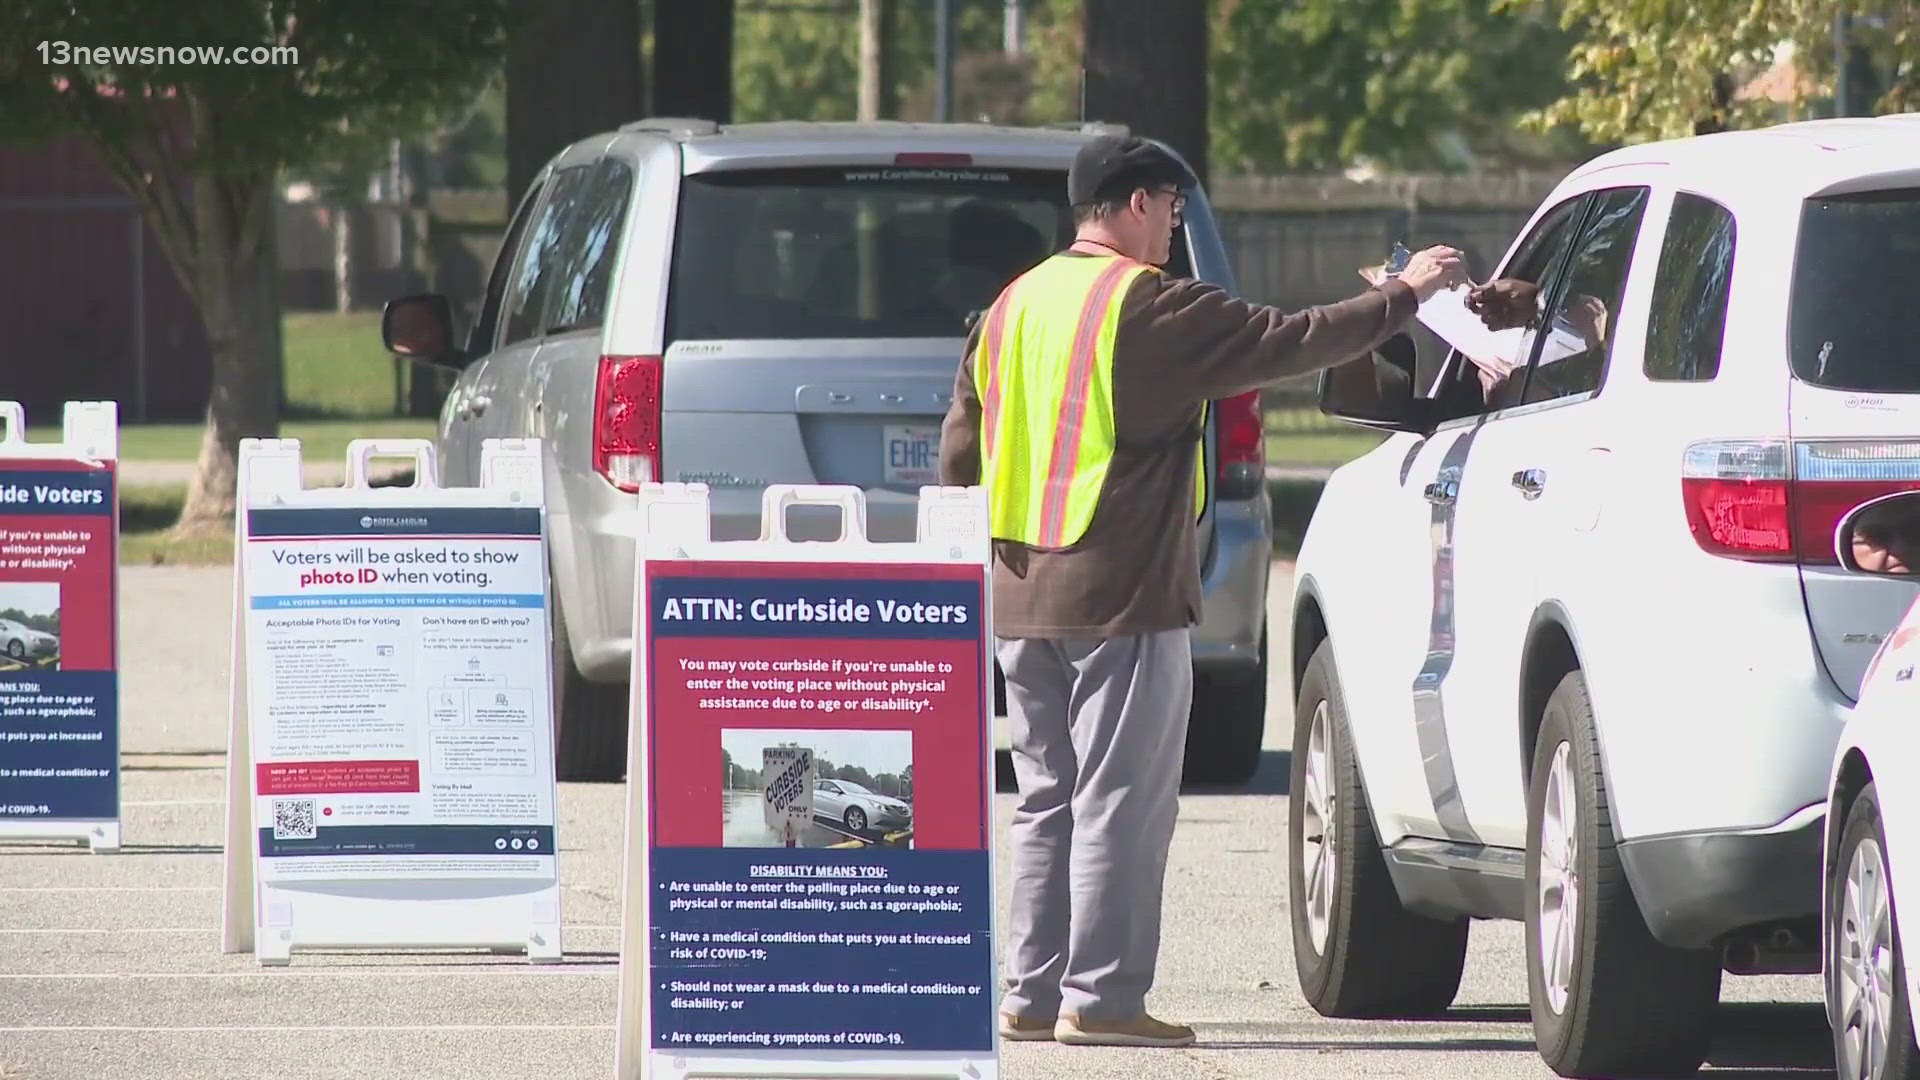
[272,798,317,840]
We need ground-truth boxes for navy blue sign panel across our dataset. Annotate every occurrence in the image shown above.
[0,461,118,826]
[651,848,994,1053]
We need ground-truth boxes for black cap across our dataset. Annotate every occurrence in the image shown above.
[1068,135,1198,207]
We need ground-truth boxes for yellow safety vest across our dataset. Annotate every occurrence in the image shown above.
[974,252,1208,549]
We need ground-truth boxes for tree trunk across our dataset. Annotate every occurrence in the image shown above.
[174,165,283,535]
[505,0,645,210]
[858,0,897,121]
[653,0,735,123]
[1081,0,1209,186]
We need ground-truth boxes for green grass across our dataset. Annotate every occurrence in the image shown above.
[116,484,232,566]
[25,417,440,464]
[283,310,408,418]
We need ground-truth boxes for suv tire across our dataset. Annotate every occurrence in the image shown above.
[1183,632,1268,787]
[1289,639,1468,1017]
[1525,669,1721,1078]
[1827,782,1920,1080]
[551,591,629,783]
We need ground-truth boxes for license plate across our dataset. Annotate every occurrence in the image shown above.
[882,425,940,486]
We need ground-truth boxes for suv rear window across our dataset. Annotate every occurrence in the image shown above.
[666,165,1190,340]
[1790,188,1920,391]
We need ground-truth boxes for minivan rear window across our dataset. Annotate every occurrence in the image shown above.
[1789,188,1920,392]
[666,166,1188,340]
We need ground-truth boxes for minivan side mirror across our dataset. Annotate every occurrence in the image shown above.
[382,293,467,370]
[1317,332,1432,434]
[1835,490,1920,576]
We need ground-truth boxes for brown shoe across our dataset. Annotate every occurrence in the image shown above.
[1055,1013,1196,1047]
[998,1011,1058,1041]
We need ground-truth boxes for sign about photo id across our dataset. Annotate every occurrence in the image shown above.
[221,438,561,964]
[615,482,997,1080]
[0,401,121,853]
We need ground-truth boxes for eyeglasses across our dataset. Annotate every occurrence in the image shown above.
[1159,187,1186,226]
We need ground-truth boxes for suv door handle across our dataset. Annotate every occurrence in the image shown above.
[1512,468,1546,499]
[1424,480,1457,506]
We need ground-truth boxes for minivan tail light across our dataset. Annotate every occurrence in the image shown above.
[594,354,662,493]
[1790,440,1920,565]
[1216,390,1264,500]
[1680,439,1792,560]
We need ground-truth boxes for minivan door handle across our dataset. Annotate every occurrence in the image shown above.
[1512,468,1546,499]
[1424,481,1457,506]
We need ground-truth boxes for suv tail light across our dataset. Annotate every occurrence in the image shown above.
[1681,438,1920,563]
[1680,439,1792,560]
[1215,390,1265,500]
[594,354,662,492]
[1790,440,1920,565]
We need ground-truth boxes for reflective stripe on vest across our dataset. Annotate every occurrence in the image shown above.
[976,253,1208,548]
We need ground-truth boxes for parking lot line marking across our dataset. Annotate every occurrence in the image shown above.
[1,968,615,979]
[0,924,624,934]
[0,1024,615,1033]
[0,886,218,892]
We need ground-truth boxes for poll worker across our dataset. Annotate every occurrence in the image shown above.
[937,134,1465,1048]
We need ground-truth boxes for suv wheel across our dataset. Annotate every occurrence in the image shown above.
[1182,632,1268,787]
[550,590,628,783]
[1289,639,1467,1016]
[1525,669,1721,1077]
[1828,782,1920,1080]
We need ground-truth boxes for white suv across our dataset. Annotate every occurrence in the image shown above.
[1288,113,1920,1078]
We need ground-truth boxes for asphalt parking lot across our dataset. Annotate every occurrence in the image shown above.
[0,562,1832,1080]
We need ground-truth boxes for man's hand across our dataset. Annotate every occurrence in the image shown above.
[1398,245,1467,302]
[1465,279,1539,331]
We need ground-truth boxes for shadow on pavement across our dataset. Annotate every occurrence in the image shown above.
[1194,1036,1535,1054]
[1706,1001,1834,1075]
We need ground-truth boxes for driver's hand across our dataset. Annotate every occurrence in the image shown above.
[1465,279,1540,331]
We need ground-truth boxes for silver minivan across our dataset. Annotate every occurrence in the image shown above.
[383,119,1274,785]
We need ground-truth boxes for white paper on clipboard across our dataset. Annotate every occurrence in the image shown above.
[1360,266,1590,389]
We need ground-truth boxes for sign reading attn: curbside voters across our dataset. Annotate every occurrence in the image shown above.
[615,483,997,1080]
[0,401,122,853]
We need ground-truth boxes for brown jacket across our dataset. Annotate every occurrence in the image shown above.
[938,250,1418,639]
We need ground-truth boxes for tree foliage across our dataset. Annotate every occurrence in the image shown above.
[0,1,511,531]
[1210,0,1593,172]
[731,0,1593,174]
[1508,0,1920,144]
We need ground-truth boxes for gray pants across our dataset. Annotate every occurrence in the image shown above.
[996,629,1193,1021]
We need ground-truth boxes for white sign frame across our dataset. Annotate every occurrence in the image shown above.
[0,400,122,853]
[614,481,997,1080]
[220,436,563,965]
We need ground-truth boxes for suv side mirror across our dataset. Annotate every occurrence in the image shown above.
[1318,332,1432,434]
[382,294,467,370]
[1836,490,1920,576]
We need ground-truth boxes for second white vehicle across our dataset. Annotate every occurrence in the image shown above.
[1290,113,1920,1078]
[1824,491,1920,1080]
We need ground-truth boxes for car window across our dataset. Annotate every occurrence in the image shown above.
[468,176,548,354]
[664,165,1193,341]
[1645,193,1736,382]
[542,159,636,335]
[1516,185,1650,406]
[499,165,591,348]
[1789,188,1920,392]
[1429,193,1587,421]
